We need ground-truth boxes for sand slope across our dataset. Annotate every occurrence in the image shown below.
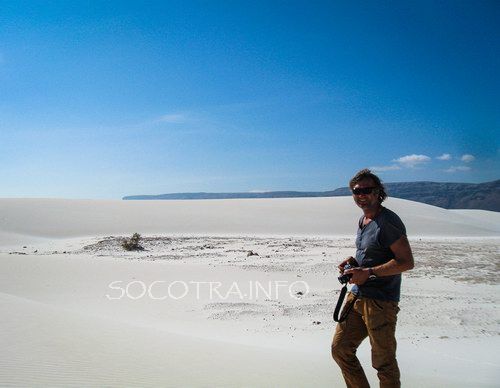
[0,197,498,243]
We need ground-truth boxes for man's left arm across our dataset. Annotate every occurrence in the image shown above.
[347,235,414,285]
[369,235,414,276]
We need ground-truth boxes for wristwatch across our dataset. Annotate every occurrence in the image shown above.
[368,268,377,279]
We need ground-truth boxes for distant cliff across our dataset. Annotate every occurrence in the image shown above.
[123,180,500,212]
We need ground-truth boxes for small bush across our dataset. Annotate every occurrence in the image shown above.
[122,233,144,251]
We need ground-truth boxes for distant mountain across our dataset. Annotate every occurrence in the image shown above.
[123,180,500,212]
[329,180,500,212]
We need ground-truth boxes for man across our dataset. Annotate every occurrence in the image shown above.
[331,169,414,388]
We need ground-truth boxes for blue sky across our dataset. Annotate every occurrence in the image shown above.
[0,0,498,199]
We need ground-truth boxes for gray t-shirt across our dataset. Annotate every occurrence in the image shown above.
[351,207,406,302]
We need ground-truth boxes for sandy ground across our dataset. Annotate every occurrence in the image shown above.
[0,197,499,387]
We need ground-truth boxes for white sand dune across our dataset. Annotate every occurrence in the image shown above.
[450,209,500,233]
[0,197,498,387]
[0,197,497,242]
[1,291,337,387]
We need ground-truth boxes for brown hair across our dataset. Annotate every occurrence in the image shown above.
[349,168,388,203]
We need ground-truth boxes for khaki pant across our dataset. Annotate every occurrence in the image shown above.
[331,293,401,388]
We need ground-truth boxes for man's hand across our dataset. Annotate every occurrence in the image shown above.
[338,256,356,273]
[344,267,370,285]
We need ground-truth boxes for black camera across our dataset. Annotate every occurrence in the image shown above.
[338,263,355,285]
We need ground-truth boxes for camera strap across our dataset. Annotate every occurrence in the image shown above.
[333,285,357,322]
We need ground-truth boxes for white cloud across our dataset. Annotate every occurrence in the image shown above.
[369,165,402,172]
[444,166,471,173]
[436,153,452,161]
[461,154,475,163]
[393,154,431,168]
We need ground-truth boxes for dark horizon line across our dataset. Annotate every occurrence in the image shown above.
[123,178,500,199]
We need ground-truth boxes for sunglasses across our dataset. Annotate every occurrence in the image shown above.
[352,187,378,195]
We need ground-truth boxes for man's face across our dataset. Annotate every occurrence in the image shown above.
[352,178,380,211]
